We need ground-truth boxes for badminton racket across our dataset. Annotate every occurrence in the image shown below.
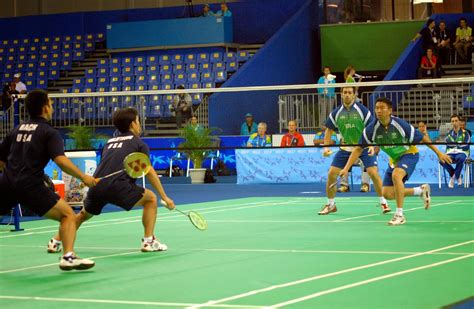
[160,200,208,231]
[99,152,152,180]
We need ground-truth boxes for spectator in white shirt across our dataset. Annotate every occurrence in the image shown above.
[13,73,27,94]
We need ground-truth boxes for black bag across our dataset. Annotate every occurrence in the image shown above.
[204,168,216,183]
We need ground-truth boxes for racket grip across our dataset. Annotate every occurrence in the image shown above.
[160,199,167,206]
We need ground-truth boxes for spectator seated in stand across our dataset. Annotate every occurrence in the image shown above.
[437,20,452,65]
[240,113,258,135]
[200,4,214,17]
[247,122,272,147]
[215,3,232,17]
[417,48,438,79]
[453,17,472,64]
[172,85,193,129]
[412,18,438,52]
[280,120,305,147]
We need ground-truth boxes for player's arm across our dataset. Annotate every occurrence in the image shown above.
[422,134,452,164]
[54,156,96,187]
[339,146,364,178]
[145,168,175,210]
[323,128,335,156]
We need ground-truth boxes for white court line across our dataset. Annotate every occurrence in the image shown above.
[0,296,263,308]
[271,254,474,308]
[0,199,302,239]
[187,240,474,309]
[0,250,139,274]
[157,219,474,224]
[0,244,472,256]
[333,201,460,222]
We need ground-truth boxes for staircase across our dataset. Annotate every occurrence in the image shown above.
[47,47,109,93]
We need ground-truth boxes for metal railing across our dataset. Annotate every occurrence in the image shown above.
[0,101,15,141]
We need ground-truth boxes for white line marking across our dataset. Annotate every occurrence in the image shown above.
[0,251,138,274]
[187,240,474,309]
[0,295,263,308]
[333,201,460,222]
[0,244,472,256]
[272,254,474,307]
[157,219,474,224]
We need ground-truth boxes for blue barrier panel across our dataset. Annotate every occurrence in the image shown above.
[107,17,233,49]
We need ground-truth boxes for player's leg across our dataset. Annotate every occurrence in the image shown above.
[319,166,341,215]
[453,153,467,185]
[440,154,455,187]
[360,150,390,213]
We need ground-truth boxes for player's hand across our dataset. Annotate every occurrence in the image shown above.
[438,153,452,164]
[162,197,175,210]
[323,147,333,157]
[82,175,97,187]
[339,168,349,179]
[368,146,376,156]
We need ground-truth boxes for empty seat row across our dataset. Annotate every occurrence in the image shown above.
[64,82,216,94]
[0,33,104,48]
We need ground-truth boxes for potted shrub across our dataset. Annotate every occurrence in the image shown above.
[179,124,220,184]
[63,126,108,204]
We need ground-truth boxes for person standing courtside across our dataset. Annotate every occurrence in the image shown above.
[0,89,97,271]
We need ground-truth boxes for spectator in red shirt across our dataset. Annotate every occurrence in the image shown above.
[417,48,438,79]
[280,120,305,147]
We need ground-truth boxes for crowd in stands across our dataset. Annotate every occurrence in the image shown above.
[413,17,473,80]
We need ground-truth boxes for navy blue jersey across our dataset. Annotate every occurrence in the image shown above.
[0,117,64,185]
[94,132,150,181]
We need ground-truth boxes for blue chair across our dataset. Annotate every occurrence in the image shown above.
[147,55,159,66]
[215,71,227,83]
[184,54,196,63]
[37,70,47,80]
[73,42,82,51]
[147,95,162,118]
[15,63,25,72]
[50,53,61,62]
[61,51,72,61]
[61,60,72,70]
[202,82,215,89]
[48,69,60,80]
[122,76,133,90]
[122,57,133,66]
[28,46,38,54]
[161,73,173,84]
[97,59,108,68]
[17,54,28,63]
[171,54,184,64]
[85,68,96,78]
[201,72,214,83]
[73,77,84,89]
[21,38,31,46]
[63,35,73,44]
[237,51,250,62]
[147,65,159,76]
[186,63,199,73]
[134,66,146,75]
[159,55,171,65]
[97,67,108,77]
[210,52,223,63]
[148,74,160,87]
[28,54,38,63]
[83,97,96,120]
[173,64,185,74]
[61,43,72,52]
[84,87,95,93]
[85,77,96,88]
[160,64,172,74]
[36,79,48,89]
[17,46,28,55]
[191,93,202,105]
[212,62,225,72]
[95,33,105,43]
[109,67,121,77]
[50,44,61,53]
[25,80,35,89]
[26,62,37,71]
[148,84,160,91]
[200,63,212,73]
[122,66,134,77]
[84,41,95,52]
[97,77,109,89]
[49,61,60,70]
[226,61,238,72]
[174,73,187,86]
[187,72,200,83]
[161,83,173,91]
[134,56,145,67]
[135,75,147,87]
[110,76,121,88]
[187,82,200,90]
[96,98,110,119]
[197,53,209,63]
[6,55,15,64]
[73,51,84,61]
[109,85,120,92]
[225,52,236,62]
[85,34,95,42]
[109,58,121,68]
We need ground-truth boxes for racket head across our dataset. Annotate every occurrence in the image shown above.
[188,211,208,231]
[123,152,152,179]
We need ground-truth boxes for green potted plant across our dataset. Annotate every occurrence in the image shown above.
[62,126,109,204]
[179,124,220,184]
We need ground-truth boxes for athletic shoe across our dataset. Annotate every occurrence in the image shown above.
[141,236,168,252]
[360,183,370,193]
[47,238,62,253]
[380,203,391,214]
[388,214,406,226]
[59,254,95,271]
[337,185,350,193]
[457,177,462,186]
[318,204,337,215]
[448,176,454,188]
[421,184,431,210]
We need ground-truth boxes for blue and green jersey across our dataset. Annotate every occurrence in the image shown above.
[445,129,470,156]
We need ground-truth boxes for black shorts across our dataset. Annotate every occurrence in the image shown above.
[84,178,145,215]
[0,176,60,217]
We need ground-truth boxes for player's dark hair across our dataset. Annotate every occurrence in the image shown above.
[25,89,49,118]
[341,86,355,93]
[113,107,138,133]
[450,114,460,121]
[376,97,393,108]
[426,18,434,27]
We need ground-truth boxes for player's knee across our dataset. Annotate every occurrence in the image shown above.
[382,188,393,199]
[144,190,157,205]
[392,169,405,181]
[367,167,378,178]
[328,168,339,178]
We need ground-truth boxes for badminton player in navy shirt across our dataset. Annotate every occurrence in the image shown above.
[0,89,96,271]
[47,107,175,254]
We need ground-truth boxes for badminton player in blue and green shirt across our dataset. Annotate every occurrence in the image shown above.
[340,97,452,226]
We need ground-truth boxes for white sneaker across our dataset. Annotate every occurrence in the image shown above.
[141,236,168,252]
[421,184,431,210]
[59,254,95,271]
[388,214,406,226]
[448,176,454,188]
[457,177,462,186]
[47,238,62,253]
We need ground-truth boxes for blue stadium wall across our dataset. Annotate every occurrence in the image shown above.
[209,0,319,135]
[0,0,307,45]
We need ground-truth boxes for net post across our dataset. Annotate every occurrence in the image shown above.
[11,204,24,232]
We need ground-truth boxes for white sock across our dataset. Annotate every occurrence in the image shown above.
[63,251,74,257]
[328,198,335,206]
[143,236,154,242]
[379,196,387,204]
[413,187,422,196]
[396,208,403,216]
[52,238,61,244]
